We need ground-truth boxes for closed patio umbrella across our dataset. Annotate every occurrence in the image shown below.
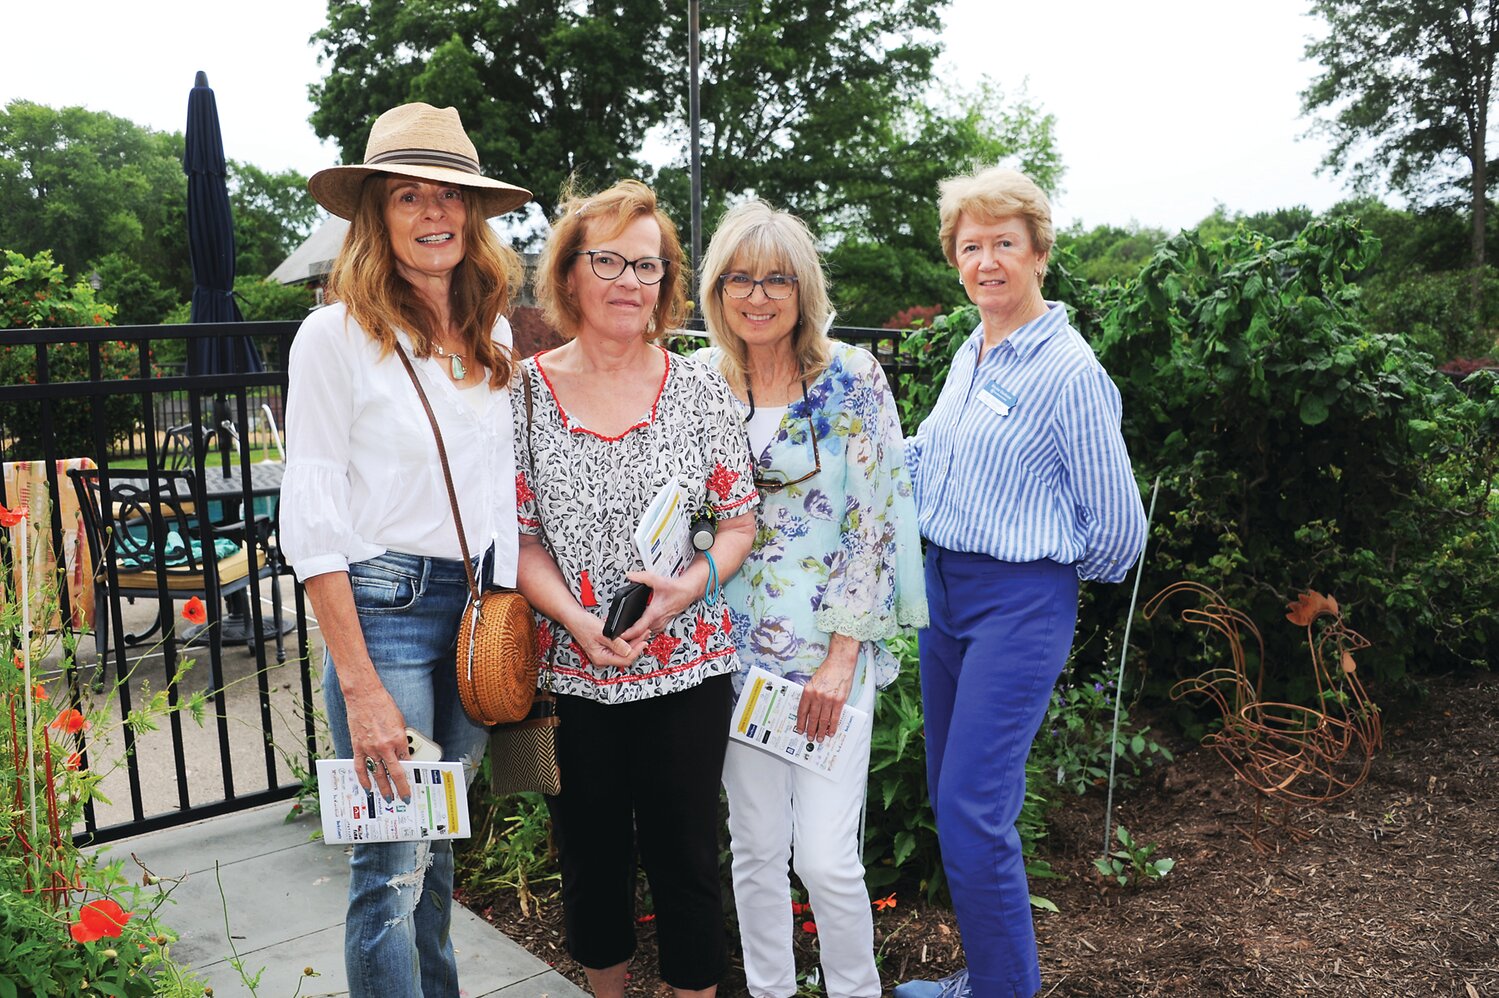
[184,70,261,468]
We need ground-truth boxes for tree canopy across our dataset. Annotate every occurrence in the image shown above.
[0,100,316,317]
[1302,0,1499,273]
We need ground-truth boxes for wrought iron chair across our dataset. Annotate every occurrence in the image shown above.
[68,469,286,665]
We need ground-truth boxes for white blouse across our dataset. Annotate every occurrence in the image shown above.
[280,303,519,586]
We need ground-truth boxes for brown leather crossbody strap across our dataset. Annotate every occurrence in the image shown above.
[394,345,480,601]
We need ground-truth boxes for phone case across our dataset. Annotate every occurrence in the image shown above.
[405,728,443,762]
[603,581,652,639]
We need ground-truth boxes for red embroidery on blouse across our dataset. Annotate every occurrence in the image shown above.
[712,492,756,514]
[533,348,671,442]
[691,616,718,651]
[645,632,683,664]
[706,462,741,500]
[515,471,535,506]
[569,641,592,667]
[722,608,733,635]
[536,625,555,661]
[551,646,736,686]
[578,570,598,608]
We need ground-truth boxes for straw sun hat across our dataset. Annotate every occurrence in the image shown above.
[308,103,531,220]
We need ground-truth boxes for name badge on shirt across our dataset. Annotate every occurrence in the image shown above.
[976,380,1019,417]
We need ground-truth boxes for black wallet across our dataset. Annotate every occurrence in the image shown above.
[603,581,652,638]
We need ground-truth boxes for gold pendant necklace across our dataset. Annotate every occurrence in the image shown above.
[434,343,467,380]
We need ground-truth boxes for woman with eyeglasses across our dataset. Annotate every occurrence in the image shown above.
[694,200,926,998]
[515,179,757,998]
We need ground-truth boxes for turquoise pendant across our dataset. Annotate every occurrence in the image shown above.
[449,354,466,379]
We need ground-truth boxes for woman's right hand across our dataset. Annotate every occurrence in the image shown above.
[563,607,643,669]
[343,681,413,802]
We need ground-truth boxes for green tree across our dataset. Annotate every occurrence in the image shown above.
[308,0,950,235]
[821,82,1063,326]
[1058,221,1170,287]
[0,100,189,296]
[229,161,318,279]
[1302,0,1499,284]
[90,252,180,326]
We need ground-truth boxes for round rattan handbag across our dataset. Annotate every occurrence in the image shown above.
[456,589,538,724]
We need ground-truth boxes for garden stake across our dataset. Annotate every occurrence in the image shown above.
[1102,474,1159,859]
[17,497,41,883]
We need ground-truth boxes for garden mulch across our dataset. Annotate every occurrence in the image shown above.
[466,670,1499,997]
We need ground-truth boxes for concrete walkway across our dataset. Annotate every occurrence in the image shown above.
[93,802,585,998]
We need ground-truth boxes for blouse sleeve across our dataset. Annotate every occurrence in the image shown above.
[699,367,758,518]
[1057,366,1147,583]
[814,350,929,641]
[513,364,541,536]
[279,310,363,582]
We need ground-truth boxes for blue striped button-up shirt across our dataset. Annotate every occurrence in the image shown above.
[907,303,1146,583]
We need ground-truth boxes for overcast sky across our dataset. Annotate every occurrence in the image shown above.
[2,0,1353,233]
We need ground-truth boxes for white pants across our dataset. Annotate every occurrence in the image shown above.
[722,674,879,998]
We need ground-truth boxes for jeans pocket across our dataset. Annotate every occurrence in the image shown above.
[350,563,420,615]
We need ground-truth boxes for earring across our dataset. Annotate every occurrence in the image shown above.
[957,276,964,287]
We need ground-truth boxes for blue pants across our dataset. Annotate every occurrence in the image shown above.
[324,550,490,998]
[919,547,1078,998]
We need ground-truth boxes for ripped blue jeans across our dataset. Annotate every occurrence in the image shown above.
[323,550,489,998]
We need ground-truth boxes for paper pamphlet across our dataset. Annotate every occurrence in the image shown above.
[635,477,694,579]
[729,666,869,781]
[316,759,470,845]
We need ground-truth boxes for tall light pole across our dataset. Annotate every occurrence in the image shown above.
[689,0,703,284]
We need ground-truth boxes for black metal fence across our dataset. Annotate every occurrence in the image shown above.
[0,317,916,844]
[1,320,313,844]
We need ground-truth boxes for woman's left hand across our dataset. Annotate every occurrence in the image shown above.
[618,568,701,645]
[797,635,861,742]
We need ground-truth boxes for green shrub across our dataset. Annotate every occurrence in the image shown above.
[0,249,141,461]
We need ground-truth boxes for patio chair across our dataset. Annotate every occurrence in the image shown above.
[68,469,286,667]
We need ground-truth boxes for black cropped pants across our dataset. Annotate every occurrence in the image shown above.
[547,673,733,990]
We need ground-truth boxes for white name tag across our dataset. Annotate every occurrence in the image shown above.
[976,381,1017,417]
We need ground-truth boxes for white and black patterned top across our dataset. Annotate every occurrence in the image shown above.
[515,347,759,704]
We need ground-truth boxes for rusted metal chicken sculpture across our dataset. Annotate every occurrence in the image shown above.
[1145,581,1382,849]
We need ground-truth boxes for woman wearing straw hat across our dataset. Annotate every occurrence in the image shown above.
[281,102,531,998]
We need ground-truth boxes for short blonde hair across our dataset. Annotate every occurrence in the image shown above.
[534,178,688,341]
[699,200,833,393]
[938,166,1055,275]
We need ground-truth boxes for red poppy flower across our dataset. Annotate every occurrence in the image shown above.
[0,503,27,528]
[801,920,818,935]
[182,596,208,625]
[49,709,88,735]
[790,901,809,915]
[65,752,83,771]
[70,898,132,942]
[32,683,48,701]
[13,653,24,670]
[636,913,656,924]
[873,893,897,911]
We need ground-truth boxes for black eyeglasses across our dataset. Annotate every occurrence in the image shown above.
[574,250,669,285]
[719,272,798,300]
[746,378,821,492]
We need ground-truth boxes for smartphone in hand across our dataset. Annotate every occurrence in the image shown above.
[405,728,442,762]
[603,581,652,639]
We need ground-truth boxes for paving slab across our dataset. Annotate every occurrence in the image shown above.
[92,801,586,998]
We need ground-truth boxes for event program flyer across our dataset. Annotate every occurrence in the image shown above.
[729,666,869,781]
[316,759,470,845]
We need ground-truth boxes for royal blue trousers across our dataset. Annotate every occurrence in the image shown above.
[919,546,1078,998]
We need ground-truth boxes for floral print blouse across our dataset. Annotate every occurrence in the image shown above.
[515,347,759,705]
[693,341,927,691]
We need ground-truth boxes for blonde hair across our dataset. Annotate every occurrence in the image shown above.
[937,166,1055,277]
[324,173,523,387]
[699,200,833,393]
[534,178,689,342]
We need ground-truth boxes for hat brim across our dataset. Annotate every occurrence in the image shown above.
[308,163,532,220]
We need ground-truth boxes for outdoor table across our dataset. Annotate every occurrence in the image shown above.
[106,462,290,646]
